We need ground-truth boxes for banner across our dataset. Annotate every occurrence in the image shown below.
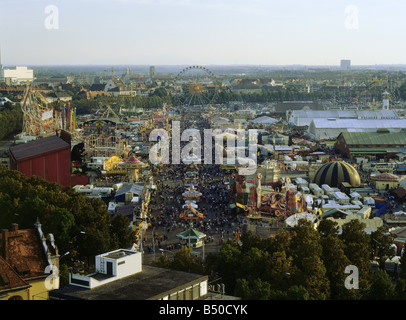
[42,110,53,120]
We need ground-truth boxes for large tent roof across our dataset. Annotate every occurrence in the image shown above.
[251,116,278,124]
[285,213,318,227]
[313,161,361,188]
[177,228,206,239]
[371,173,401,181]
[115,184,145,197]
[339,131,406,146]
[310,118,406,129]
[291,109,399,120]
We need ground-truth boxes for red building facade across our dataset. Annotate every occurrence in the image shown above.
[9,135,71,187]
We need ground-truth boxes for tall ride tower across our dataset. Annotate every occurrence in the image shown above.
[382,91,390,110]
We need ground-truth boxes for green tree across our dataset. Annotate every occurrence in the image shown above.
[42,207,75,254]
[16,196,48,228]
[394,278,406,299]
[152,252,171,269]
[205,242,242,294]
[0,108,23,140]
[370,226,396,269]
[264,251,293,292]
[264,229,290,254]
[0,164,126,271]
[320,235,351,299]
[399,250,406,280]
[248,278,271,300]
[285,285,310,300]
[398,81,406,100]
[234,278,250,299]
[289,220,323,263]
[240,231,264,253]
[298,255,329,299]
[110,214,137,249]
[0,192,17,228]
[340,220,371,286]
[58,263,70,288]
[317,219,340,238]
[271,285,310,300]
[3,101,14,110]
[288,220,330,299]
[368,269,395,300]
[234,278,270,300]
[71,142,86,162]
[150,87,168,98]
[169,245,203,274]
[240,247,267,279]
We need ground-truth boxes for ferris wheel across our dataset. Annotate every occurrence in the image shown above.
[174,66,219,109]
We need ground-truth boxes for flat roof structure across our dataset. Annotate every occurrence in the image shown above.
[50,265,208,300]
[9,135,70,162]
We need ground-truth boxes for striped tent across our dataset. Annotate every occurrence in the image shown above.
[313,161,361,187]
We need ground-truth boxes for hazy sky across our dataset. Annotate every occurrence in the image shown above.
[0,0,405,66]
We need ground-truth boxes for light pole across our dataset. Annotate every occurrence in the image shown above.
[152,226,156,260]
[60,251,70,260]
[202,240,205,261]
[159,248,175,257]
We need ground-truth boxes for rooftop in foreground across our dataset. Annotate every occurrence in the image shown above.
[50,265,208,300]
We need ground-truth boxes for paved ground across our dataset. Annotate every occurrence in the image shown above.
[141,222,239,265]
[141,156,406,266]
[141,167,240,265]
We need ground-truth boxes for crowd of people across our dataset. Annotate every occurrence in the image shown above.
[147,162,240,242]
[141,115,243,254]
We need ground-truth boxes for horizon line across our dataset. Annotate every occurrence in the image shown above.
[3,63,406,67]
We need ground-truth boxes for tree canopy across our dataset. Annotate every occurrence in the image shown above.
[157,218,404,300]
[0,165,136,269]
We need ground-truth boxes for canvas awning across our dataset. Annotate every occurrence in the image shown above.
[177,228,206,240]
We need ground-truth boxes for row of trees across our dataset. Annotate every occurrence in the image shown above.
[0,103,23,140]
[398,81,406,100]
[69,79,406,115]
[0,166,136,275]
[69,85,334,115]
[213,87,333,105]
[154,219,406,300]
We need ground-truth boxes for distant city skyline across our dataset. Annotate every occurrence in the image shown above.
[0,0,405,66]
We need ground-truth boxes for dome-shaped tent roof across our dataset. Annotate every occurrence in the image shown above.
[125,156,145,167]
[127,156,141,163]
[313,161,361,187]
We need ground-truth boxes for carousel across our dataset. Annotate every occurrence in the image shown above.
[103,154,126,176]
[184,170,199,186]
[179,202,204,221]
[123,156,147,183]
[182,185,203,201]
